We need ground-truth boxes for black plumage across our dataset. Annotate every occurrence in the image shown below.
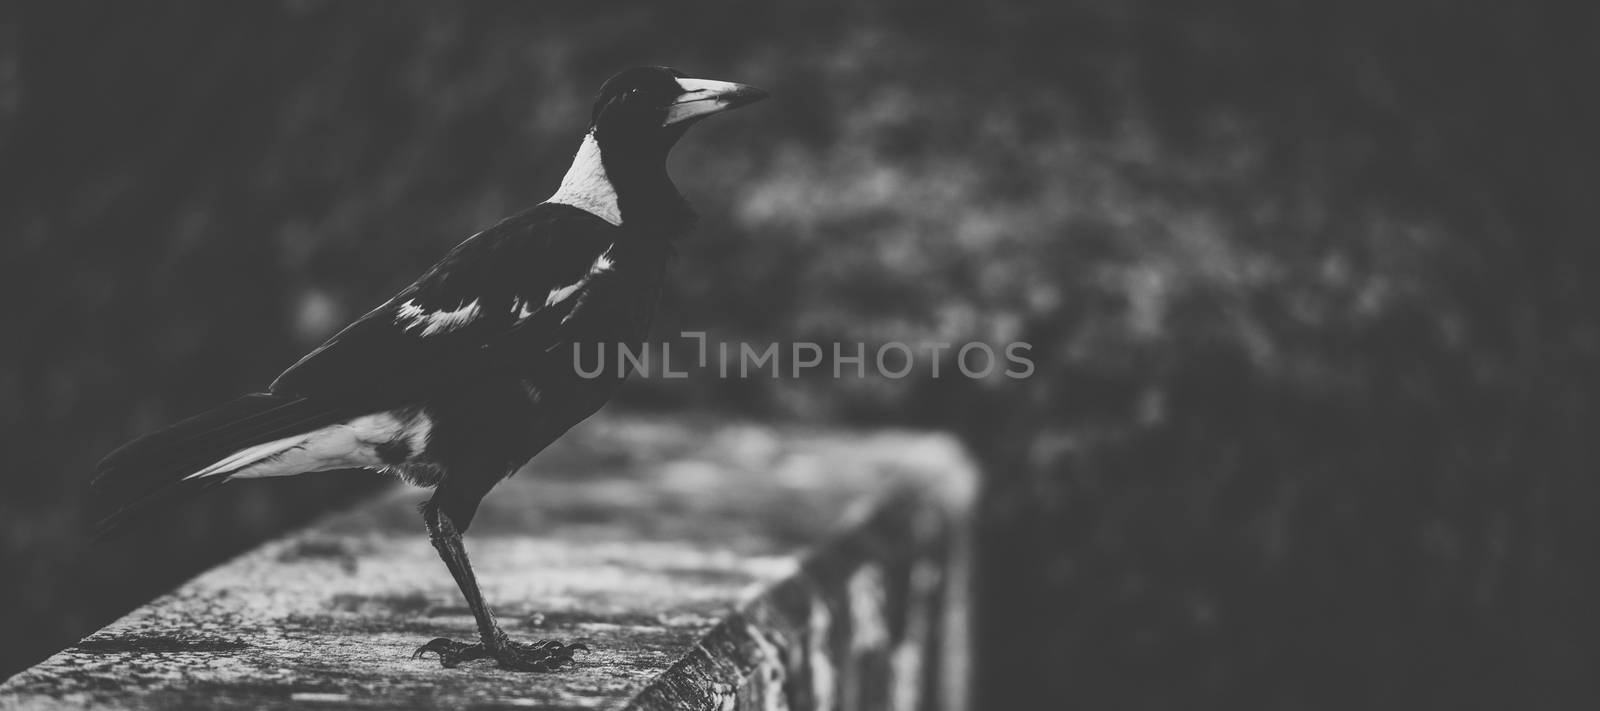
[92,66,766,671]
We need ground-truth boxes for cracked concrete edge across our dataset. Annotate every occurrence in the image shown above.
[623,438,977,711]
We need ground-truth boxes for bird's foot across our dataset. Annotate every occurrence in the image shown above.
[412,637,588,671]
[494,638,589,672]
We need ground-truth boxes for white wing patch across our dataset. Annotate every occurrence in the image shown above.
[545,280,584,307]
[183,410,433,481]
[592,248,614,274]
[510,296,537,321]
[516,246,618,316]
[546,132,622,227]
[396,298,481,336]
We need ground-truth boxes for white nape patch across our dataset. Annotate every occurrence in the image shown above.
[546,132,622,227]
[184,410,433,481]
[396,298,481,336]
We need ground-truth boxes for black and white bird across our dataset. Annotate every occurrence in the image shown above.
[92,67,767,671]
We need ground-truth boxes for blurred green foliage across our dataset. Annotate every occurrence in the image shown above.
[3,1,1597,706]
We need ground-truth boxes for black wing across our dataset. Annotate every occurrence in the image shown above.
[270,203,616,406]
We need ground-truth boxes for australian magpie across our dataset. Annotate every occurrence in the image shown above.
[92,67,767,671]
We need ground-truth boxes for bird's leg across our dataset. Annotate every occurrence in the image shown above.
[411,501,586,671]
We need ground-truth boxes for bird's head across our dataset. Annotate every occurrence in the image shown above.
[588,66,768,156]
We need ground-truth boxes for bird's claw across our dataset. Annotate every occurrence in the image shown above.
[412,637,589,671]
[411,637,489,668]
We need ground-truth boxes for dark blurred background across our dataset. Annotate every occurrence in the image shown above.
[3,1,1598,707]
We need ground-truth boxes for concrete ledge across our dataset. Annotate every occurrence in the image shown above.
[1,414,975,710]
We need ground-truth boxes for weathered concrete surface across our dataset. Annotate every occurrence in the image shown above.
[1,414,975,710]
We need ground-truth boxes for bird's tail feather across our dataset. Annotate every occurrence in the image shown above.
[91,393,347,539]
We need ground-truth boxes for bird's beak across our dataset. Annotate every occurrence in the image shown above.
[663,78,769,126]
